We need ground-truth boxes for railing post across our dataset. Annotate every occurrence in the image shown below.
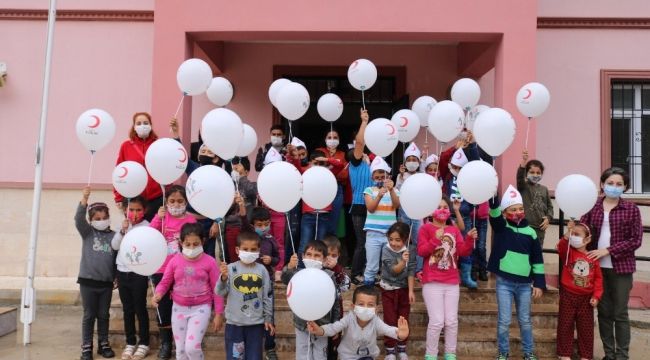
[557,209,564,291]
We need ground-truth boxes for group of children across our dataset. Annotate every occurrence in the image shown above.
[74,110,603,360]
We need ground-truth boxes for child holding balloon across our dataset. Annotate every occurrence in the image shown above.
[153,223,224,360]
[380,221,417,360]
[417,195,477,360]
[149,185,197,359]
[111,196,151,360]
[75,186,117,360]
[396,143,424,274]
[306,285,410,360]
[517,150,554,246]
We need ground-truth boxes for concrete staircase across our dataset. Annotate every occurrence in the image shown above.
[108,278,560,359]
[0,307,17,337]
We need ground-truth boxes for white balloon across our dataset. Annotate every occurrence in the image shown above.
[516,82,550,118]
[186,165,235,219]
[144,138,188,185]
[400,174,443,219]
[201,108,244,160]
[473,107,516,157]
[75,108,116,152]
[286,268,335,321]
[276,82,310,121]
[258,161,302,213]
[555,174,598,219]
[412,96,437,128]
[119,227,167,276]
[347,59,377,91]
[456,161,499,205]
[364,118,399,157]
[236,124,258,157]
[302,166,337,210]
[112,161,148,199]
[391,109,420,143]
[268,78,291,107]
[176,58,212,96]
[317,93,344,122]
[206,77,234,107]
[427,100,464,143]
[451,78,481,110]
[467,104,490,131]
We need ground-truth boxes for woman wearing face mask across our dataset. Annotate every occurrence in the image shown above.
[580,167,642,360]
[113,112,163,221]
[517,150,553,247]
[315,130,348,237]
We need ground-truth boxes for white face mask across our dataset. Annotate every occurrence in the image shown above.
[326,256,338,266]
[303,258,323,270]
[387,244,407,254]
[448,163,459,177]
[168,205,186,217]
[326,139,339,149]
[231,170,241,182]
[182,245,203,258]
[91,219,111,231]
[354,305,376,321]
[134,124,152,138]
[270,136,283,147]
[405,161,419,173]
[238,250,259,264]
[569,236,585,249]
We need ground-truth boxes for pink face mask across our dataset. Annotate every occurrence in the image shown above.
[432,208,451,222]
[127,211,142,224]
[505,212,526,224]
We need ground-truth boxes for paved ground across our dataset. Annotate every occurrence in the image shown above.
[2,306,650,359]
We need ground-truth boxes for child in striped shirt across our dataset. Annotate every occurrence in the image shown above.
[363,156,400,286]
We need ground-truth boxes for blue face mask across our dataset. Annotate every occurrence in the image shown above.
[603,185,624,199]
[255,226,270,237]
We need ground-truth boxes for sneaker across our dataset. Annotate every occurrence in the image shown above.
[131,345,149,360]
[384,354,396,360]
[522,354,538,360]
[120,345,135,360]
[495,353,509,360]
[424,355,437,360]
[265,348,278,360]
[397,351,408,360]
[81,345,93,360]
[444,354,456,360]
[97,342,115,359]
[352,275,364,285]
[478,270,488,281]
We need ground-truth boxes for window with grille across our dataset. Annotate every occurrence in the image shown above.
[611,82,650,194]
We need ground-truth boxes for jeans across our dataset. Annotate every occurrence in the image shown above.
[363,230,387,283]
[598,268,633,360]
[398,207,422,272]
[116,271,150,346]
[299,213,330,255]
[224,324,265,360]
[295,328,328,360]
[80,284,113,346]
[327,184,344,236]
[496,276,534,355]
[471,218,488,271]
[350,212,367,278]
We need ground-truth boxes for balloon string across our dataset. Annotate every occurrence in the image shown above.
[217,221,227,263]
[86,151,95,186]
[434,142,444,179]
[126,198,131,223]
[330,122,333,134]
[361,90,366,110]
[161,185,166,236]
[315,212,319,241]
[285,213,296,255]
[424,131,429,157]
[525,117,531,150]
[173,93,185,119]
[149,278,162,324]
[230,160,240,193]
[288,121,294,144]
[406,223,413,248]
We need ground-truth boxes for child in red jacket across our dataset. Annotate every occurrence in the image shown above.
[556,222,603,360]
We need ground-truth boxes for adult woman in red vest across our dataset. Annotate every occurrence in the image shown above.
[113,112,163,221]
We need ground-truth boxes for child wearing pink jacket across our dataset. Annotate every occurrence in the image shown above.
[153,223,224,360]
[417,195,477,360]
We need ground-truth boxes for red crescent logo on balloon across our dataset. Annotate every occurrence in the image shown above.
[88,115,101,128]
[385,124,396,135]
[510,190,517,198]
[350,60,359,70]
[178,148,187,163]
[523,89,532,100]
[400,117,409,127]
[456,151,462,159]
[118,166,128,178]
[286,282,293,298]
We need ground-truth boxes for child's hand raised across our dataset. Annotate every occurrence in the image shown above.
[220,262,229,281]
[360,109,369,123]
[157,206,166,218]
[522,149,529,162]
[467,228,478,240]
[399,164,406,174]
[397,316,410,341]
[384,179,394,191]
[81,186,91,205]
[288,254,299,270]
[306,321,324,336]
[209,222,219,239]
[169,117,179,136]
[452,199,461,212]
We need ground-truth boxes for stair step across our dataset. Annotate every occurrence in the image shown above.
[0,307,17,337]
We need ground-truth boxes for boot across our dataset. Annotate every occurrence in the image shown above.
[460,263,477,289]
[478,270,488,281]
[157,328,173,360]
